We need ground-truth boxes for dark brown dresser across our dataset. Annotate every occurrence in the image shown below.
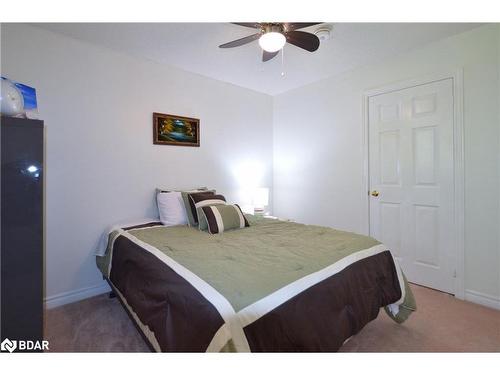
[1,116,44,351]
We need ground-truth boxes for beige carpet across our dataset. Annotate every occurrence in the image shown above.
[44,284,500,352]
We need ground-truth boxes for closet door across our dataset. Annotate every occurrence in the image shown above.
[368,79,455,294]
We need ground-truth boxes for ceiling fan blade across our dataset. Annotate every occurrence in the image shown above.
[285,23,322,31]
[285,30,320,52]
[262,50,279,62]
[232,22,262,29]
[219,33,261,48]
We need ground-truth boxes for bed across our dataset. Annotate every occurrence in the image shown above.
[96,215,416,352]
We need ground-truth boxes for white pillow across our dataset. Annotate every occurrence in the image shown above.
[157,191,188,226]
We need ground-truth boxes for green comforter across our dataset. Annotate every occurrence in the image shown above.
[98,216,415,322]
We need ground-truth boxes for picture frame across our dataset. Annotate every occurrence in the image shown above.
[153,112,200,147]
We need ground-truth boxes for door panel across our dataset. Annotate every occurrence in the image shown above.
[379,202,402,260]
[413,126,437,185]
[379,130,401,185]
[369,78,454,294]
[414,204,439,267]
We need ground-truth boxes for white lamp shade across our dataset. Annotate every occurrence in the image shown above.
[253,187,269,208]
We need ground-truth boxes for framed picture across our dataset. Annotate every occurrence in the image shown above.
[153,112,200,147]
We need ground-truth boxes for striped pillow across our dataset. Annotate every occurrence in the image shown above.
[182,190,217,226]
[201,204,250,234]
[189,192,227,229]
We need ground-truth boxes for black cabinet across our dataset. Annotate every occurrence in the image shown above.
[1,116,44,350]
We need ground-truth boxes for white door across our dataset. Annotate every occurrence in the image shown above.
[368,78,455,294]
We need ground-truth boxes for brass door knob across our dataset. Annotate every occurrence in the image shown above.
[371,190,379,197]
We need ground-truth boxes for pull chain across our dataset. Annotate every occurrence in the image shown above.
[281,46,285,77]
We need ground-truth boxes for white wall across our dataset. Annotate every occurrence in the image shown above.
[273,25,500,307]
[1,24,274,307]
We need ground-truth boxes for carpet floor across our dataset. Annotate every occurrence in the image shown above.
[44,284,500,352]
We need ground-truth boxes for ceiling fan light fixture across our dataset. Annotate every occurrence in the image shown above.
[258,32,286,53]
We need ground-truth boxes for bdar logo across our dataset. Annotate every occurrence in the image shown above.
[1,338,49,352]
[1,338,17,353]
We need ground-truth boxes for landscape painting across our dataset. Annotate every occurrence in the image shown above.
[153,112,200,147]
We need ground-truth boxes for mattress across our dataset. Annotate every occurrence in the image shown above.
[96,215,416,352]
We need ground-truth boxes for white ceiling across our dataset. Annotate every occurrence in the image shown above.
[33,23,482,95]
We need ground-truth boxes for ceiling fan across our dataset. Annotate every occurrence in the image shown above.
[219,23,323,62]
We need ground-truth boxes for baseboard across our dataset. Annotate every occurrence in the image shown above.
[465,289,500,310]
[44,282,111,309]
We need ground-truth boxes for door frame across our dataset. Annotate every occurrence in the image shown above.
[361,69,465,299]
